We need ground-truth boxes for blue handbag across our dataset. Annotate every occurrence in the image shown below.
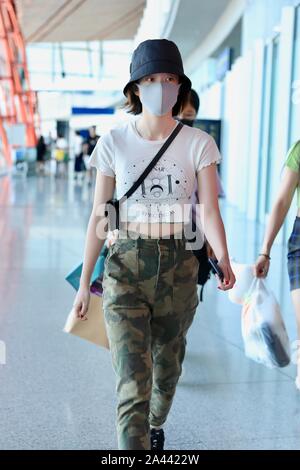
[65,244,108,292]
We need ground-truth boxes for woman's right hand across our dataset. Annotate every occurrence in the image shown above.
[254,255,270,278]
[73,285,90,320]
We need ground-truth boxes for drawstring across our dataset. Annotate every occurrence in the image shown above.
[199,285,204,302]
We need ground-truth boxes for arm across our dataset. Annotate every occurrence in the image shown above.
[80,170,115,287]
[255,167,299,277]
[74,170,115,318]
[197,164,235,290]
[261,167,299,254]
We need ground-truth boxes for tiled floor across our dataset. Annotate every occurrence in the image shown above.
[0,174,299,450]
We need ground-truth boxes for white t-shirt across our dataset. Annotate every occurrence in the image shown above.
[74,134,83,155]
[56,137,67,150]
[88,120,221,224]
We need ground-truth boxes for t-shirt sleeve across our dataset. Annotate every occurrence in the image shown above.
[195,133,222,173]
[285,141,300,173]
[88,132,115,177]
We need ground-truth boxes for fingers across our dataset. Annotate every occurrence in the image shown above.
[216,275,233,291]
[254,261,269,278]
[216,265,236,291]
[254,266,263,278]
[218,277,235,290]
[80,303,88,321]
[258,268,267,278]
[74,302,88,321]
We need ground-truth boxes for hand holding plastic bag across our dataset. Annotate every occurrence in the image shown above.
[241,278,290,368]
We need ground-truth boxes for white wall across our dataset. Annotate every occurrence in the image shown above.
[192,2,298,249]
[242,0,299,53]
[185,0,246,74]
[221,52,252,212]
[197,82,222,120]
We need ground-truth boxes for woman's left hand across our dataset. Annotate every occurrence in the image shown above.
[215,258,236,291]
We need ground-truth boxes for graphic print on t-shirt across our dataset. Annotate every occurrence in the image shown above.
[125,157,192,222]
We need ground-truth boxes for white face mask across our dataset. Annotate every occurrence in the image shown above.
[137,82,181,116]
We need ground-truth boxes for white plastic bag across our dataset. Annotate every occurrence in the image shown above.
[228,261,254,304]
[241,278,290,368]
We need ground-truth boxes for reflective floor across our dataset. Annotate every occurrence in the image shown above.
[0,173,299,450]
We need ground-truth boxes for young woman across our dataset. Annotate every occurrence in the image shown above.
[254,140,300,390]
[177,88,200,127]
[73,39,235,451]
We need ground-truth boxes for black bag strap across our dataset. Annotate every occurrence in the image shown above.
[119,121,183,203]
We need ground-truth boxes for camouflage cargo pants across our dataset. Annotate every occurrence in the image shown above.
[102,229,199,450]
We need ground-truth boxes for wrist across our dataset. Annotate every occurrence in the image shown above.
[261,244,271,256]
[259,252,271,260]
[80,278,90,289]
[218,254,230,264]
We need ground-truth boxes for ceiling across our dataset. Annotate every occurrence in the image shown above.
[15,0,146,43]
[169,0,231,58]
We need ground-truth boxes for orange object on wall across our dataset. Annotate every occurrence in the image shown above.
[0,0,37,166]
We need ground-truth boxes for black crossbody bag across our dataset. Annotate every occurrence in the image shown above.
[104,121,183,231]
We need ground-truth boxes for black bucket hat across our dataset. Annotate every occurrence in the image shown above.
[123,38,191,96]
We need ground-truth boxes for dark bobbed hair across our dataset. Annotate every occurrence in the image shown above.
[188,89,200,114]
[123,77,191,116]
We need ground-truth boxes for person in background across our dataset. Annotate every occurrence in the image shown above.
[177,90,220,264]
[43,132,54,175]
[74,141,88,184]
[73,130,83,182]
[55,134,68,178]
[87,125,100,156]
[73,130,83,161]
[85,126,99,183]
[82,142,93,186]
[36,136,47,175]
[177,89,225,199]
[177,89,200,127]
[254,140,300,391]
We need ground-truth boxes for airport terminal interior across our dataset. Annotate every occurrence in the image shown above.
[1,0,300,451]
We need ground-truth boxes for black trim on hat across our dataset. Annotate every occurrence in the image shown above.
[123,39,191,97]
[132,59,184,76]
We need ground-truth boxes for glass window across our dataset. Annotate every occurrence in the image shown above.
[26,40,132,84]
[265,36,280,213]
[27,44,53,74]
[257,45,269,222]
[62,49,90,77]
[289,6,300,147]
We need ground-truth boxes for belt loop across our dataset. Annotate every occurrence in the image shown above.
[173,235,177,250]
[173,231,180,250]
